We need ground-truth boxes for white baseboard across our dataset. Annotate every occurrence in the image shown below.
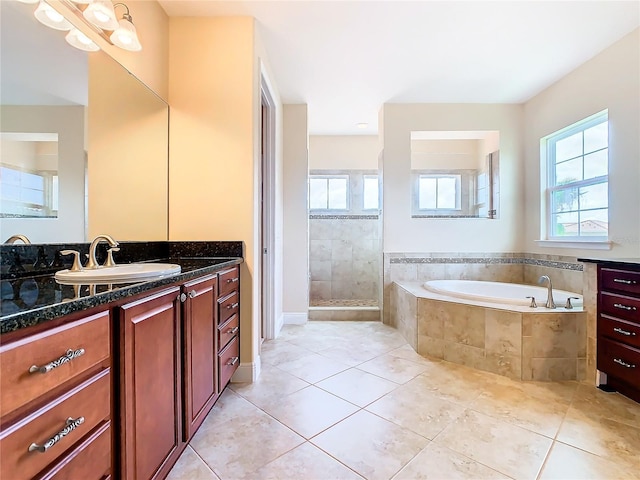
[275,314,284,337]
[231,358,261,383]
[283,312,308,325]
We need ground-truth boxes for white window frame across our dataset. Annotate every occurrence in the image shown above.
[416,174,461,211]
[542,111,609,244]
[362,174,379,211]
[308,174,349,211]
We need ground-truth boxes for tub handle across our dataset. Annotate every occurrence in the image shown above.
[526,296,537,308]
[565,297,580,309]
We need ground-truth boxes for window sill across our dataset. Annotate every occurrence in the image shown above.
[535,239,612,250]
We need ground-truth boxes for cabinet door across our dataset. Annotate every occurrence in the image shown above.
[119,287,182,480]
[183,275,217,440]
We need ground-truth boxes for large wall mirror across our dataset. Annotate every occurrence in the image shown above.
[0,0,168,244]
[410,130,500,219]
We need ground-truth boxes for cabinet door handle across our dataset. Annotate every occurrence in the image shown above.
[29,416,85,453]
[29,348,85,374]
[613,358,636,369]
[613,327,636,336]
[227,356,239,366]
[614,303,637,311]
[614,278,637,285]
[227,326,239,335]
[227,302,239,310]
[179,293,187,303]
[188,290,197,299]
[226,277,239,284]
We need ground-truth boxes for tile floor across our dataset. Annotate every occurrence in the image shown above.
[167,321,640,480]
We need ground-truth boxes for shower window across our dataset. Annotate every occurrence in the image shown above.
[309,175,349,211]
[363,175,379,210]
[543,110,608,239]
[416,174,461,211]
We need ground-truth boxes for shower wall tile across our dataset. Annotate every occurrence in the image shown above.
[310,281,331,301]
[310,240,332,261]
[331,240,353,262]
[310,260,332,281]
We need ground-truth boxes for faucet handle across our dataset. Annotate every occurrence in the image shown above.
[526,296,537,308]
[60,250,83,272]
[104,247,120,267]
[565,297,580,309]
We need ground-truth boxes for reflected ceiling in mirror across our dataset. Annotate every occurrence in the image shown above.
[410,130,500,219]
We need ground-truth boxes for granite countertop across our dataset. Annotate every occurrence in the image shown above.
[0,257,242,335]
[578,257,640,268]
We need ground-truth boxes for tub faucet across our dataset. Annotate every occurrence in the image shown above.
[538,275,556,309]
[4,234,31,244]
[86,234,119,269]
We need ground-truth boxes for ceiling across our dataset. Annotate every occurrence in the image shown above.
[159,1,639,135]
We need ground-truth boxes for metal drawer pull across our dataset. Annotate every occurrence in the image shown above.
[613,327,636,336]
[614,303,637,311]
[613,358,636,369]
[29,416,85,453]
[188,290,197,299]
[226,277,239,284]
[227,326,239,335]
[29,348,85,374]
[226,302,239,310]
[227,356,239,366]
[613,278,637,285]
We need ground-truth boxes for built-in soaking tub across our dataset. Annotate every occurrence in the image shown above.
[423,280,583,308]
[390,280,586,382]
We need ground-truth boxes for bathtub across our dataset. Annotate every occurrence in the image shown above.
[423,279,583,308]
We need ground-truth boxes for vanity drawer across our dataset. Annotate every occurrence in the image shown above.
[219,337,239,391]
[35,422,111,480]
[218,313,239,351]
[0,369,111,480]
[599,314,640,349]
[0,310,110,418]
[601,268,640,296]
[218,266,240,298]
[599,292,640,323]
[218,291,239,326]
[598,337,640,388]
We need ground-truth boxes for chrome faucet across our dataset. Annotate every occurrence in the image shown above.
[4,234,31,244]
[538,275,556,309]
[86,234,119,269]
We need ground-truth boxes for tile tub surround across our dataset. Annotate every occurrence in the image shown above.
[391,282,587,381]
[383,252,584,326]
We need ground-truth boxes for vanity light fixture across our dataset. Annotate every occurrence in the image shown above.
[66,27,100,51]
[109,3,141,51]
[34,0,73,30]
[82,0,118,30]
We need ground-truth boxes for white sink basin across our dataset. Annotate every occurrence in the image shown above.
[55,263,181,284]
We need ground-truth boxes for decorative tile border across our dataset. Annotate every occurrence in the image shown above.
[309,214,379,220]
[411,215,482,219]
[389,256,583,271]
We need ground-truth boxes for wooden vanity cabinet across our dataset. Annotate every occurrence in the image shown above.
[597,265,640,403]
[182,275,218,440]
[119,287,183,480]
[0,310,112,480]
[217,266,240,391]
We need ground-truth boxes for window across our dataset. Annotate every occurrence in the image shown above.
[0,165,56,217]
[363,175,379,210]
[309,175,348,210]
[544,111,608,239]
[418,174,460,210]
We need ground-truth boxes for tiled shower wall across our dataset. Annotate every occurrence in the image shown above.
[309,216,380,303]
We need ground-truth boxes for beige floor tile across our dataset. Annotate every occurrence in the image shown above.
[387,344,444,366]
[242,442,364,480]
[276,352,351,383]
[410,364,487,406]
[469,381,569,437]
[570,383,640,428]
[556,406,640,471]
[434,409,552,479]
[196,389,258,433]
[260,340,316,366]
[393,443,510,480]
[539,441,640,480]
[311,410,429,480]
[166,446,220,480]
[259,385,359,439]
[318,343,385,366]
[190,407,304,479]
[316,368,398,407]
[357,354,431,384]
[366,377,465,439]
[230,363,309,409]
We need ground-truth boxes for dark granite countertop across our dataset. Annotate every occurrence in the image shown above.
[0,241,244,335]
[578,257,640,270]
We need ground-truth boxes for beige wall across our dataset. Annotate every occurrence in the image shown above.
[524,28,640,258]
[381,103,524,253]
[309,135,378,170]
[283,105,309,320]
[0,106,85,243]
[411,139,480,170]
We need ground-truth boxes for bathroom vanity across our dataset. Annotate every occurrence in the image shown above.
[0,241,242,479]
